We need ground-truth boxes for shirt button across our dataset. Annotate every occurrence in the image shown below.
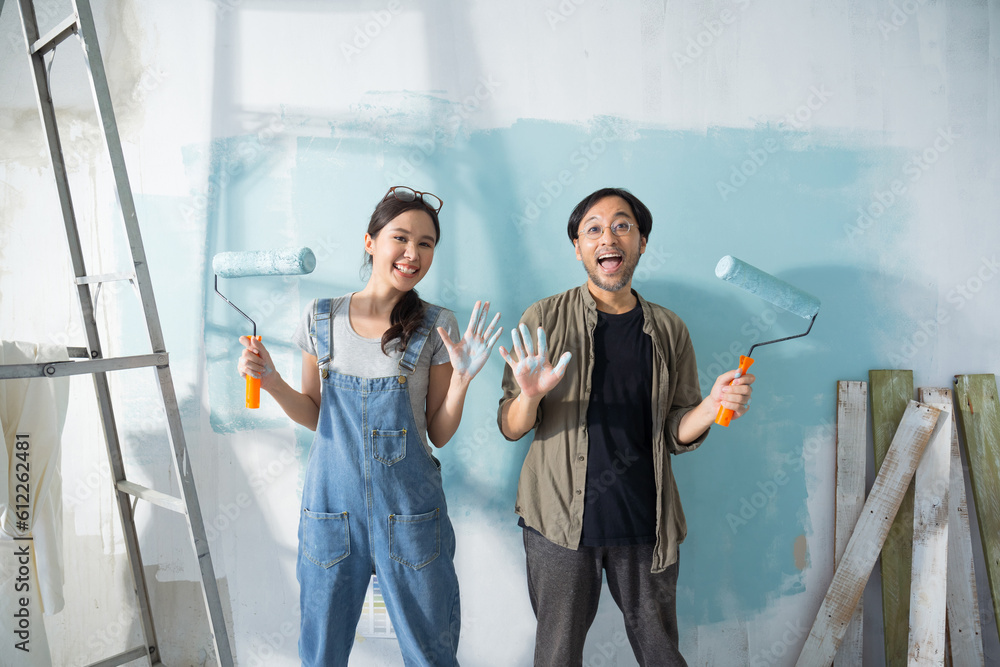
[578,455,585,462]
[576,489,582,495]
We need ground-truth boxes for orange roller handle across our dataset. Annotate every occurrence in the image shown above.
[715,355,754,427]
[246,335,261,409]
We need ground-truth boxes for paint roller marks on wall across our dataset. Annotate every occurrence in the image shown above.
[213,247,316,409]
[717,85,834,201]
[384,76,503,184]
[725,418,835,533]
[888,252,1000,368]
[698,302,786,390]
[714,255,821,426]
[512,120,634,230]
[845,126,959,241]
[180,114,288,224]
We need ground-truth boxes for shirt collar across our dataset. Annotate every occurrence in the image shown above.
[579,282,649,317]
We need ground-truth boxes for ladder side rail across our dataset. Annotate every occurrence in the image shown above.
[15,1,161,662]
[15,0,101,362]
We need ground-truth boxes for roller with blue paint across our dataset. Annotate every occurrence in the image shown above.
[714,255,821,427]
[213,247,316,408]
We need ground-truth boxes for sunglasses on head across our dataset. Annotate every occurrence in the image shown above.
[383,186,443,214]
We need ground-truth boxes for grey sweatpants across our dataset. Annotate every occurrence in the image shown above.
[523,527,687,667]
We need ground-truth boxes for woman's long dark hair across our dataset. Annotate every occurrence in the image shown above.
[362,193,441,355]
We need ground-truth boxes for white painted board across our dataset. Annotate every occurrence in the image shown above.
[796,401,940,667]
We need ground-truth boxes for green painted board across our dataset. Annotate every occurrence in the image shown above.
[869,369,915,667]
[954,374,1000,645]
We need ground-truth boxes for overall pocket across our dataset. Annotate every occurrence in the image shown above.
[372,428,407,465]
[389,508,440,570]
[301,509,350,568]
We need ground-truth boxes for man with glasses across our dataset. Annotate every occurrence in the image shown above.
[497,187,754,666]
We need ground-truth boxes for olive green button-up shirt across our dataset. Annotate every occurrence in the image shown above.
[497,284,708,573]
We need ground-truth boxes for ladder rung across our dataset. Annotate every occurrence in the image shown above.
[31,14,78,55]
[84,645,151,667]
[75,271,136,285]
[118,480,187,515]
[0,353,167,379]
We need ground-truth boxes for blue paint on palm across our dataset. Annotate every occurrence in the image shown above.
[442,301,503,379]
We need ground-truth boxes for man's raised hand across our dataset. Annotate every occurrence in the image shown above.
[499,324,572,400]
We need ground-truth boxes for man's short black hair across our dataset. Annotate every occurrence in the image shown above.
[566,188,652,243]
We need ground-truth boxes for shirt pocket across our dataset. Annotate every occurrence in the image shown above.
[301,509,350,568]
[372,428,407,465]
[389,508,441,570]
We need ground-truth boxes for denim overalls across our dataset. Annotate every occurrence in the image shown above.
[297,299,461,666]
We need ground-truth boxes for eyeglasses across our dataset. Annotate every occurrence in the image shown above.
[577,221,634,240]
[383,186,443,214]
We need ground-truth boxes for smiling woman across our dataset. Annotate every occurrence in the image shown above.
[234,186,503,666]
[360,195,441,353]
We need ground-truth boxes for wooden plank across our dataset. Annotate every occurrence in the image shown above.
[833,380,867,667]
[870,369,915,667]
[908,391,952,666]
[953,374,1000,647]
[921,387,985,667]
[796,401,940,667]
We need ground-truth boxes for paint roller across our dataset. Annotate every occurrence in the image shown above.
[213,247,316,409]
[714,255,821,427]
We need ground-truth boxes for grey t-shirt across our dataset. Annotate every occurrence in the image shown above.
[292,294,460,451]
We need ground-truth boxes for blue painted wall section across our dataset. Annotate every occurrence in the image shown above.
[193,118,928,624]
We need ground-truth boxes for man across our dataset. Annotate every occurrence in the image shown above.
[497,187,754,666]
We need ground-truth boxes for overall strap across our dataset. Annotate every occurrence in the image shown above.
[312,298,334,367]
[397,304,443,375]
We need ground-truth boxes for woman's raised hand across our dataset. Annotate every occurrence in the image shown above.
[239,336,277,389]
[498,324,572,400]
[437,300,504,382]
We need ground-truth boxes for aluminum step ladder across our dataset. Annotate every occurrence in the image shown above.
[0,0,234,664]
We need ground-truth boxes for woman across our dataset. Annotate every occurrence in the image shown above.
[238,186,501,666]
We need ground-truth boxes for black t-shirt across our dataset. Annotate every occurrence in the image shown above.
[579,303,656,547]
